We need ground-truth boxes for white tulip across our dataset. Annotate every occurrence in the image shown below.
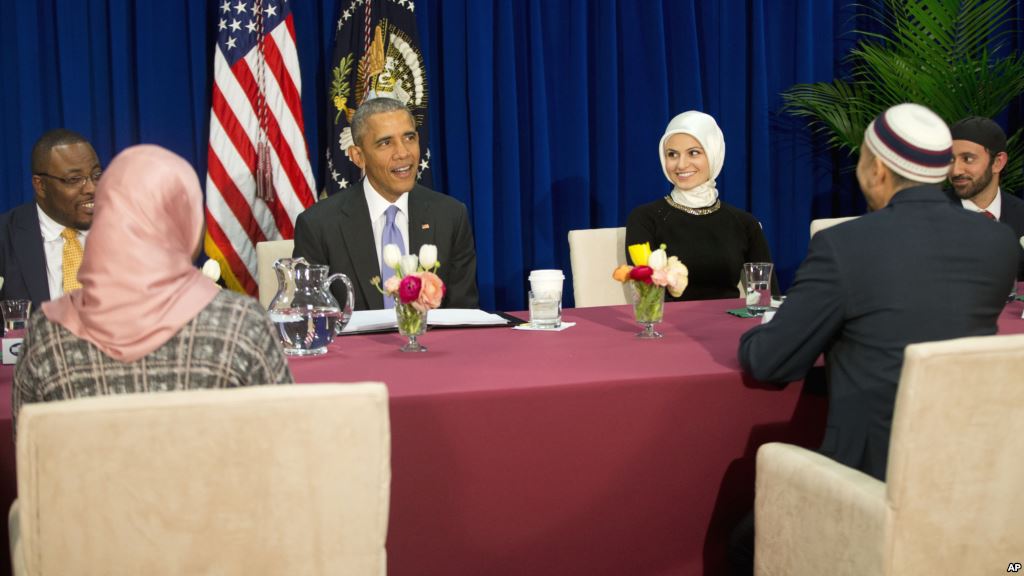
[419,244,438,269]
[400,254,420,275]
[383,244,403,269]
[648,248,668,271]
[201,259,221,282]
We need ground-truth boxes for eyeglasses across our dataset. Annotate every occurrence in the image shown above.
[35,171,103,188]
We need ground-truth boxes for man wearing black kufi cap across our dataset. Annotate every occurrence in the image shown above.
[949,116,1024,281]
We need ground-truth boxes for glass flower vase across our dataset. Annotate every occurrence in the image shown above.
[630,282,665,339]
[395,301,429,352]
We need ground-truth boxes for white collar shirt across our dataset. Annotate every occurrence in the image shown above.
[962,187,1003,220]
[363,179,410,271]
[36,204,89,300]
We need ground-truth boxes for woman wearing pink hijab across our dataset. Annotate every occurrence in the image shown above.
[13,145,292,430]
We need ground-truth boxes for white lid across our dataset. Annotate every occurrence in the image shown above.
[529,269,564,280]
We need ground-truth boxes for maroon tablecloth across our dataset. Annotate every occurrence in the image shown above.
[0,298,1021,575]
[289,298,824,576]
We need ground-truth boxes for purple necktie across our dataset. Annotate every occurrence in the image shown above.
[381,205,405,308]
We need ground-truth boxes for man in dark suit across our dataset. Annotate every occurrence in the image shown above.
[294,97,478,310]
[729,104,1017,576]
[0,129,100,310]
[948,116,1024,281]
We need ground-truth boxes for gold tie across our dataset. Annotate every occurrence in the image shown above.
[61,228,84,293]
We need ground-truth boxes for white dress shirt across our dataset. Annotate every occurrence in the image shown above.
[363,179,410,270]
[36,205,88,299]
[962,188,1003,220]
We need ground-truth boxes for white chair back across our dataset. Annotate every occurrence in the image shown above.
[809,216,858,237]
[568,227,630,307]
[257,239,295,308]
[884,334,1024,574]
[12,384,391,576]
[755,333,1024,576]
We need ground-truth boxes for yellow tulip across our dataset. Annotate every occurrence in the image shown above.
[628,243,652,266]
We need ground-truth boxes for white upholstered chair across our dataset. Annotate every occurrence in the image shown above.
[755,333,1024,576]
[256,239,295,308]
[567,227,630,307]
[10,384,391,576]
[809,216,858,238]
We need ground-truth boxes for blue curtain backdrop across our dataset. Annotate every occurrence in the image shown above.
[2,1,1022,312]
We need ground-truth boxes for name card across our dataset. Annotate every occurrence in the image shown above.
[2,338,23,365]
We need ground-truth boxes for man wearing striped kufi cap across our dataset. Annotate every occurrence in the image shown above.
[729,103,1017,575]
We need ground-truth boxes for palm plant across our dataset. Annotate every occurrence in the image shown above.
[782,0,1024,193]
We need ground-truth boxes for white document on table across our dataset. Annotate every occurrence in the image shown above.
[341,308,510,334]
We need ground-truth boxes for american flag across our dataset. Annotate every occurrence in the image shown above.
[204,0,316,295]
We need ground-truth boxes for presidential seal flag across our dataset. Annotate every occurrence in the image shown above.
[327,0,432,195]
[205,0,317,295]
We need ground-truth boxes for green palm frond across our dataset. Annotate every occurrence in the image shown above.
[782,80,879,152]
[1003,129,1024,194]
[783,0,1024,193]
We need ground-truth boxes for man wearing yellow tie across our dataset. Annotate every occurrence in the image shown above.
[0,129,100,309]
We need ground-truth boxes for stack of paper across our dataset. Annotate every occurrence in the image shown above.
[341,309,510,334]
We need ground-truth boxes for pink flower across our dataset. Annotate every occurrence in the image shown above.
[651,268,669,287]
[416,272,445,311]
[398,275,422,303]
[383,276,401,295]
[629,265,654,284]
[665,256,689,298]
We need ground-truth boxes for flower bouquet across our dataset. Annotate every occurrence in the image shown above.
[612,243,688,339]
[372,244,446,352]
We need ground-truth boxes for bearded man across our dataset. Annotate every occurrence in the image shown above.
[948,116,1024,280]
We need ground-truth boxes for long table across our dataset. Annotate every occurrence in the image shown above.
[1,298,1020,575]
[291,298,829,576]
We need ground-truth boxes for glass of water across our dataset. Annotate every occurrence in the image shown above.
[0,299,31,338]
[742,262,773,316]
[529,290,562,329]
[1009,279,1023,303]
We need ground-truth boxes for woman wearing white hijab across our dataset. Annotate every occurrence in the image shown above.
[625,111,774,301]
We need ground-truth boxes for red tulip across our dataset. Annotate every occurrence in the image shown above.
[629,265,654,284]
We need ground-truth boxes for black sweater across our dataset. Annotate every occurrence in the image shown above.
[625,197,773,301]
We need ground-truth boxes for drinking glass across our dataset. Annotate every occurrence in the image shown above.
[0,300,31,338]
[1009,280,1023,303]
[743,262,773,316]
[529,290,562,328]
[395,302,428,352]
[630,282,665,339]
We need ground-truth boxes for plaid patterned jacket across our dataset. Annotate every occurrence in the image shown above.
[13,290,293,435]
